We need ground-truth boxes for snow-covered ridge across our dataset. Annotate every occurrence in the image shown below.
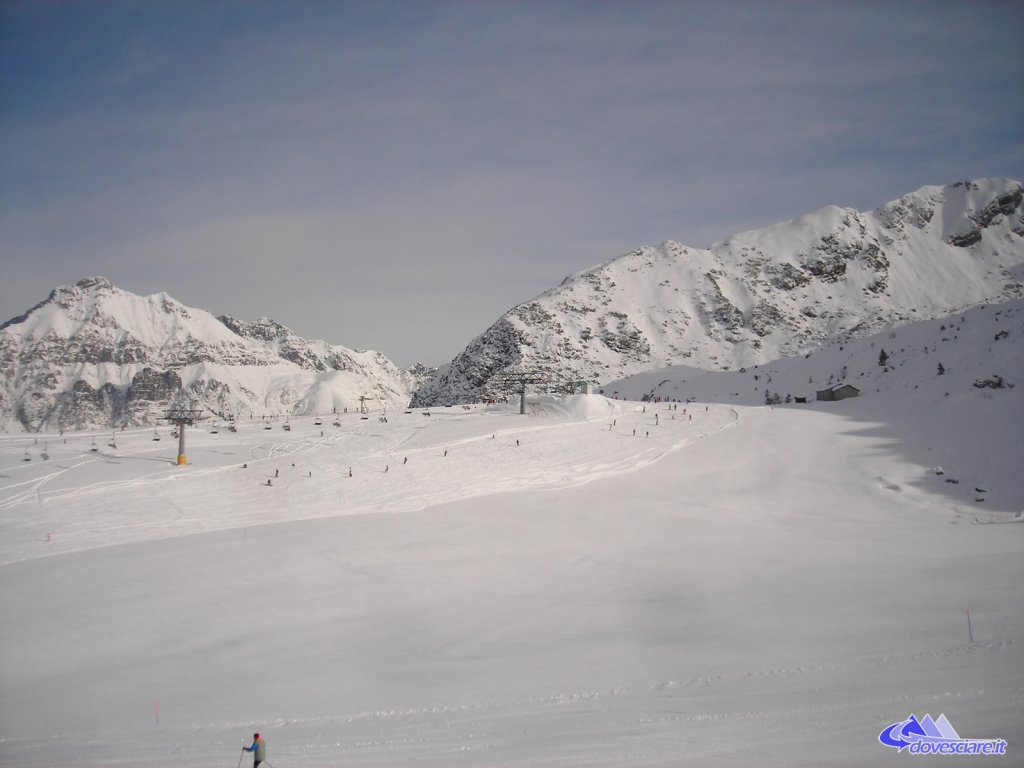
[412,178,1024,406]
[0,278,434,430]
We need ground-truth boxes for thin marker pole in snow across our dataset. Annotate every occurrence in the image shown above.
[967,609,973,643]
[154,699,159,725]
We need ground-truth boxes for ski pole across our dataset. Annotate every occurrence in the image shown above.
[237,747,245,768]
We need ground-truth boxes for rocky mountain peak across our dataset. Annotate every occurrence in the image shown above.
[412,177,1024,407]
[1,281,414,431]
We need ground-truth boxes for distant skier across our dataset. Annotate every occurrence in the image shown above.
[348,467,353,477]
[385,465,389,474]
[242,732,266,768]
[403,456,408,464]
[265,479,272,486]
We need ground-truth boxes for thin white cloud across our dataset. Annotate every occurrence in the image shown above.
[2,0,1022,366]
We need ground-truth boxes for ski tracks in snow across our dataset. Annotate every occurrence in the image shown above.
[0,400,739,564]
[8,631,1010,767]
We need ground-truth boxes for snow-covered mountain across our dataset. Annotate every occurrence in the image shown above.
[606,299,1023,405]
[412,178,1024,406]
[0,277,429,431]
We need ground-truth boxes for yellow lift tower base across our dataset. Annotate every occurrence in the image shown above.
[164,408,203,469]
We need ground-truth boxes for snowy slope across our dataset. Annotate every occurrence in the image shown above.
[413,178,1024,406]
[0,278,426,431]
[0,312,1021,766]
[606,299,1024,513]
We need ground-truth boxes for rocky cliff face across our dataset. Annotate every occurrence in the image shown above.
[412,178,1024,406]
[0,278,426,431]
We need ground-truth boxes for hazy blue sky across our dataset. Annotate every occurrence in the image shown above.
[2,1,1022,366]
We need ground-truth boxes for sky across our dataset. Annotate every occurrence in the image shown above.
[2,1,1022,367]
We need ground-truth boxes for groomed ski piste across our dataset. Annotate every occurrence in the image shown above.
[1,390,1021,766]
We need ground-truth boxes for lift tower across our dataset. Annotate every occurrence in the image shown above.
[164,408,203,466]
[492,370,556,414]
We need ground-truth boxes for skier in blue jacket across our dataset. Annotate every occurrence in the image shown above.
[243,732,266,767]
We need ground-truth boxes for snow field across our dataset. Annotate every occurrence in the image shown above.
[0,394,1021,767]
[0,396,727,565]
